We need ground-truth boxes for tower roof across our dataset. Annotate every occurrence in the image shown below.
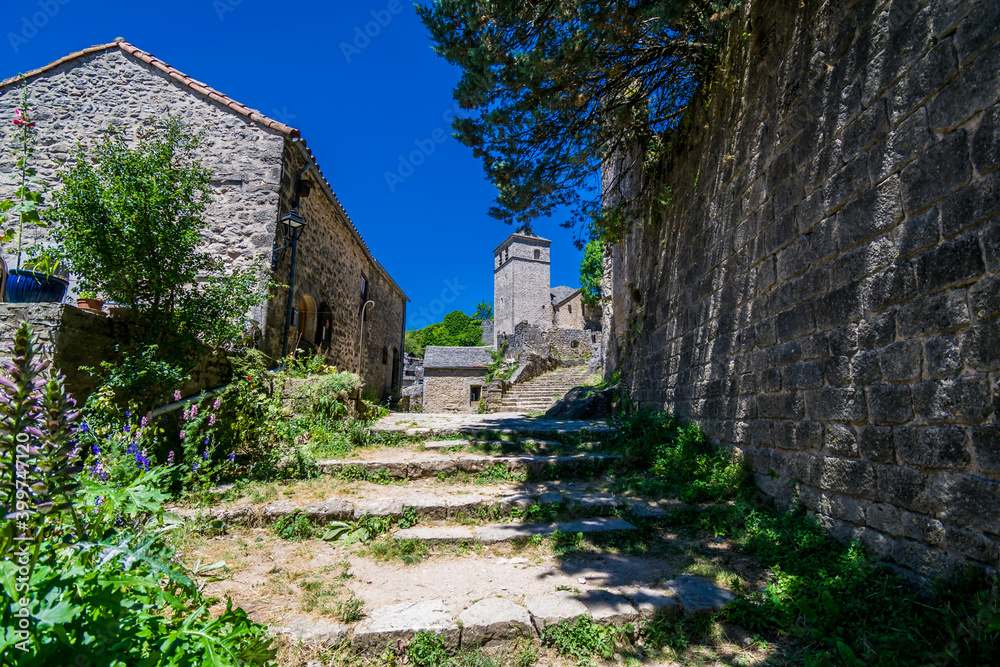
[493,231,552,253]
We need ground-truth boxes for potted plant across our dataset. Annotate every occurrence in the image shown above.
[76,288,104,313]
[5,245,69,303]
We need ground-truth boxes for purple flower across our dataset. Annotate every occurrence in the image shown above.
[213,398,221,410]
[192,463,199,471]
[124,425,130,432]
[174,390,182,401]
[124,410,131,417]
[191,405,198,418]
[208,414,216,426]
[228,451,236,461]
[141,415,148,427]
[166,451,175,464]
[80,423,89,432]
[91,444,100,455]
[182,408,190,421]
[202,449,209,460]
[203,437,209,445]
[179,431,186,440]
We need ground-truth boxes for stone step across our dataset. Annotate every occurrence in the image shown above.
[170,487,639,526]
[393,516,637,544]
[271,577,735,653]
[317,453,620,480]
[423,439,591,452]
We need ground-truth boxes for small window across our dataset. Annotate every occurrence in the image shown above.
[470,385,482,403]
[571,340,579,349]
[592,334,597,343]
[568,305,572,314]
[382,346,388,364]
[534,249,540,259]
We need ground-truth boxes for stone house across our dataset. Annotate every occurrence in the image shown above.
[422,346,492,413]
[0,40,408,398]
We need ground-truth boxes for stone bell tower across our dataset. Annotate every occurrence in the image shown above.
[493,230,552,346]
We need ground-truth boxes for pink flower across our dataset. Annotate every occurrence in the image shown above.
[213,398,221,410]
[190,405,198,417]
[166,451,175,464]
[13,108,35,128]
[174,390,182,401]
[182,408,190,421]
[179,431,186,440]
[208,414,216,426]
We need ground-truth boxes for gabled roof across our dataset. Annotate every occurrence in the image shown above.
[493,232,552,253]
[1,40,408,302]
[551,286,580,306]
[424,346,493,370]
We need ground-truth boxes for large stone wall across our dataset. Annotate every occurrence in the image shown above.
[608,0,1000,578]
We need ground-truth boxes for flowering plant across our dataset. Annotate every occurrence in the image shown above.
[0,76,48,267]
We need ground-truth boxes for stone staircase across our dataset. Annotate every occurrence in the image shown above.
[497,365,593,413]
[177,415,736,660]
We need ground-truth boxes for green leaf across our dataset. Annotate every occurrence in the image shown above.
[32,587,80,627]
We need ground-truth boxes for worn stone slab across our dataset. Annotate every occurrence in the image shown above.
[446,497,487,518]
[459,598,533,647]
[362,460,409,479]
[622,587,683,619]
[393,527,475,542]
[269,616,349,648]
[569,494,621,510]
[351,600,459,656]
[627,501,668,518]
[580,590,639,626]
[261,500,298,520]
[537,492,565,506]
[457,455,494,473]
[411,458,458,478]
[476,517,636,544]
[424,440,470,450]
[524,592,590,634]
[404,496,448,521]
[499,494,534,511]
[304,499,354,523]
[215,505,254,522]
[353,499,404,519]
[665,576,735,616]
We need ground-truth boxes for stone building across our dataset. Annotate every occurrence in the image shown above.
[492,231,600,347]
[0,40,408,398]
[422,346,493,413]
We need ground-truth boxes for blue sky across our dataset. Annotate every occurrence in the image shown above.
[0,0,586,330]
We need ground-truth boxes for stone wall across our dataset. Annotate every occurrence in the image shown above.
[0,303,232,402]
[267,143,407,399]
[607,0,1000,578]
[499,321,602,360]
[480,319,494,345]
[423,368,485,413]
[553,292,585,329]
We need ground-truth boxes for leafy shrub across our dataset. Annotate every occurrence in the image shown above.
[272,511,315,540]
[543,615,632,662]
[0,322,275,665]
[406,631,452,667]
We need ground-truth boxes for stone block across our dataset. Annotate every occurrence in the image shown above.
[913,377,993,424]
[926,334,964,377]
[971,275,1000,322]
[956,0,1000,62]
[664,576,735,617]
[972,426,1000,474]
[580,590,639,627]
[888,37,959,124]
[856,526,895,559]
[351,600,460,657]
[964,321,1000,371]
[459,598,533,647]
[870,107,933,182]
[863,262,918,313]
[851,349,883,386]
[972,102,1000,176]
[784,360,825,390]
[867,502,903,537]
[929,472,1000,534]
[895,426,971,469]
[877,464,932,513]
[896,206,940,259]
[269,616,349,648]
[859,425,895,463]
[842,98,889,158]
[825,356,852,385]
[758,392,805,420]
[806,387,868,423]
[869,383,914,424]
[815,282,864,330]
[902,511,945,546]
[897,290,971,337]
[880,340,922,382]
[900,130,972,215]
[928,44,1000,131]
[916,235,985,293]
[622,587,682,619]
[817,456,877,499]
[304,499,354,523]
[859,312,897,348]
[837,175,904,251]
[893,539,955,578]
[825,423,859,458]
[945,524,1000,563]
[261,500,298,520]
[524,592,590,634]
[941,172,1000,239]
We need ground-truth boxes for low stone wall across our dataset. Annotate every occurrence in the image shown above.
[0,303,232,404]
[498,321,602,360]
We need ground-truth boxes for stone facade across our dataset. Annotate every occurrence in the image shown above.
[605,0,1000,578]
[553,291,584,329]
[0,42,407,399]
[422,346,492,413]
[493,233,553,344]
[498,321,602,360]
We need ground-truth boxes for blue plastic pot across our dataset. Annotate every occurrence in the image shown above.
[5,269,69,303]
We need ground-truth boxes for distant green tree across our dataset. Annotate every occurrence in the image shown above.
[580,239,604,307]
[404,310,487,357]
[417,0,741,235]
[473,300,494,320]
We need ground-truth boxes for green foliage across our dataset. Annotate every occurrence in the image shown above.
[272,511,315,540]
[543,615,633,664]
[472,300,494,320]
[0,322,276,666]
[579,239,604,307]
[406,631,452,667]
[405,310,486,357]
[483,342,510,385]
[0,77,47,266]
[417,0,742,232]
[364,538,429,565]
[49,117,272,359]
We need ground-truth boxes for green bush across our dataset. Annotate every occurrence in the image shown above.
[406,631,452,667]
